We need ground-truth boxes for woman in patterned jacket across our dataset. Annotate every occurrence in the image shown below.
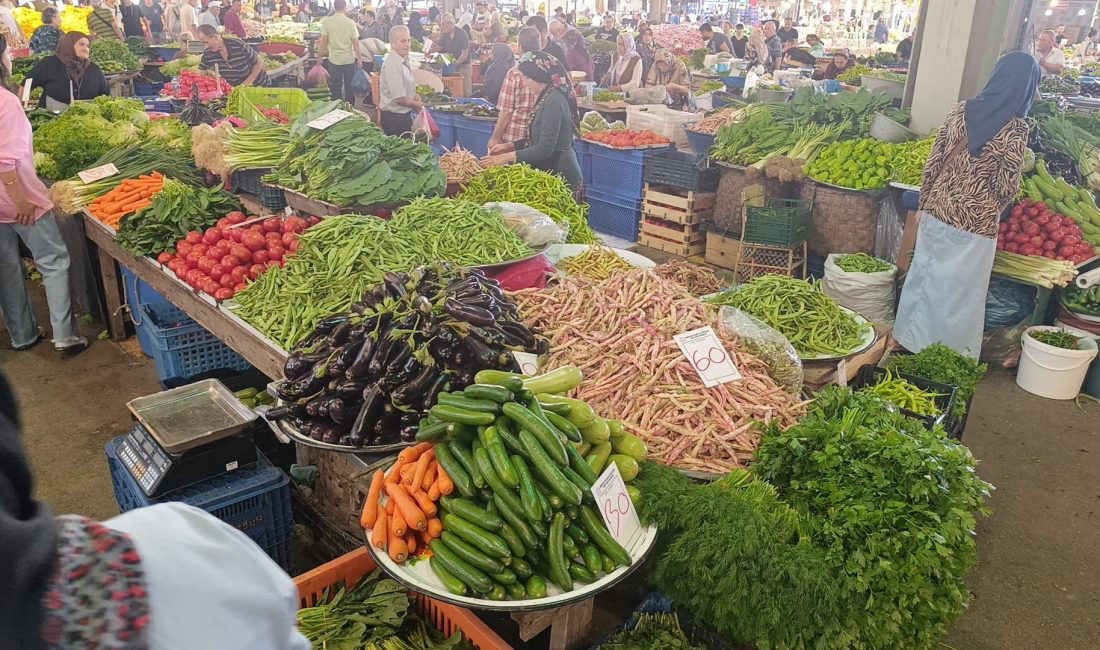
[894,51,1041,359]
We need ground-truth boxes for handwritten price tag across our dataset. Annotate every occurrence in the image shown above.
[591,462,641,549]
[512,351,540,375]
[307,109,352,130]
[672,326,742,387]
[78,163,119,185]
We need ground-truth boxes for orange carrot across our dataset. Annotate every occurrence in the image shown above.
[385,459,406,484]
[388,528,408,563]
[398,442,434,464]
[360,469,385,528]
[427,483,441,500]
[390,507,407,537]
[405,532,418,555]
[426,517,443,539]
[386,499,396,515]
[411,449,434,490]
[412,489,437,518]
[371,510,388,550]
[436,465,455,496]
[385,483,428,531]
[422,463,437,491]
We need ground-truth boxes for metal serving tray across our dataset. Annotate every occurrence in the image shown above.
[126,379,258,454]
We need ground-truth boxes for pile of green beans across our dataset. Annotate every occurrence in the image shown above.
[704,275,870,358]
[834,253,894,273]
[233,199,534,348]
[458,164,599,245]
[863,370,942,416]
[1028,329,1081,350]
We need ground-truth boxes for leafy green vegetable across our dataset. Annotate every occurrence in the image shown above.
[115,179,241,256]
[90,37,141,73]
[162,55,202,77]
[885,343,988,418]
[753,387,993,649]
[142,118,193,154]
[598,612,704,650]
[32,97,149,179]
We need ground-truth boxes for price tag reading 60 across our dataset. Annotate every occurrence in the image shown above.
[673,326,742,387]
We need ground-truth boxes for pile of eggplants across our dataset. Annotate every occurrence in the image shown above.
[268,263,549,447]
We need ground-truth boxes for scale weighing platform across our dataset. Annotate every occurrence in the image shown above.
[116,379,260,498]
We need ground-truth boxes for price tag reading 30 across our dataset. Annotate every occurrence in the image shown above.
[307,109,352,130]
[511,351,540,375]
[673,326,742,387]
[78,163,119,185]
[591,462,641,550]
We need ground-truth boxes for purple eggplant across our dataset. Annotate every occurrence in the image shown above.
[391,364,437,404]
[349,384,385,446]
[327,398,349,425]
[444,298,496,326]
[329,341,362,377]
[368,334,397,377]
[420,374,449,411]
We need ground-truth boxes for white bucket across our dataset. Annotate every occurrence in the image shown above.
[1016,326,1099,399]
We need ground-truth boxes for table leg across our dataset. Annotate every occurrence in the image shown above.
[510,598,594,650]
[96,246,127,341]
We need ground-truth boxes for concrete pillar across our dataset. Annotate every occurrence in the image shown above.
[907,0,1032,134]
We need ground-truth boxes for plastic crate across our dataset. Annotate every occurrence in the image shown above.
[139,303,252,382]
[229,168,270,195]
[230,86,311,123]
[850,365,957,431]
[105,437,294,571]
[119,265,171,357]
[295,548,510,649]
[626,105,695,147]
[643,149,719,191]
[742,198,814,247]
[259,183,288,211]
[428,109,457,150]
[588,143,672,201]
[144,97,180,113]
[682,124,715,155]
[454,117,494,157]
[133,82,159,96]
[587,188,642,242]
[577,140,593,186]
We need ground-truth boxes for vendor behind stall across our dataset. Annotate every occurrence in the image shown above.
[379,25,422,136]
[562,29,593,82]
[814,48,855,80]
[481,51,582,192]
[432,13,471,96]
[479,41,513,103]
[644,48,690,108]
[196,24,269,87]
[28,32,110,110]
[603,33,642,92]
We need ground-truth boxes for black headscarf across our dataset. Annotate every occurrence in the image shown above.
[964,51,1040,156]
[0,371,57,650]
[518,49,579,129]
[481,42,514,104]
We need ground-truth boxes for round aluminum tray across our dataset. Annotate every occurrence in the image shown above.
[471,245,549,272]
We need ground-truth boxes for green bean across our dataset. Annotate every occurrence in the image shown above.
[834,253,894,274]
[862,370,942,416]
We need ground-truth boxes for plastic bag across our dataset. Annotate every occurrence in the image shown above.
[980,314,1029,369]
[873,193,905,265]
[718,306,804,395]
[412,109,439,139]
[984,276,1036,329]
[306,63,330,88]
[822,254,898,324]
[350,67,371,94]
[483,202,568,247]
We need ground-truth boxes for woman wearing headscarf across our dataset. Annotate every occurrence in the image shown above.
[644,47,691,108]
[603,32,642,92]
[561,29,593,81]
[480,41,513,103]
[481,50,582,192]
[744,28,771,70]
[636,25,657,82]
[894,52,1041,359]
[28,32,109,110]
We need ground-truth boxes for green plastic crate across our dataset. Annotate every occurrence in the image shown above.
[742,198,813,247]
[229,87,311,123]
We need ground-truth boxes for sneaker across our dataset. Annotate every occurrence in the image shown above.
[13,327,46,351]
[55,336,89,356]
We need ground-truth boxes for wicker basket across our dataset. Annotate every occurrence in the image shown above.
[712,163,796,232]
[799,180,884,254]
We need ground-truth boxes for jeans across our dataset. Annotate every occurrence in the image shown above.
[0,213,79,347]
[326,61,357,103]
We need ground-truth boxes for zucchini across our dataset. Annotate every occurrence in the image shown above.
[569,561,595,584]
[437,392,503,414]
[497,520,528,558]
[536,393,596,428]
[609,454,640,482]
[442,513,512,560]
[525,575,548,599]
[234,387,258,399]
[479,426,519,487]
[518,429,584,506]
[447,440,485,489]
[446,497,503,531]
[503,402,568,466]
[440,531,506,573]
[429,539,493,593]
[463,383,515,404]
[580,506,632,567]
[433,443,475,498]
[546,411,583,442]
[473,446,526,515]
[493,416,528,456]
[566,444,599,484]
[429,555,469,596]
[414,421,454,443]
[505,582,527,599]
[607,419,624,439]
[522,366,583,395]
[575,441,592,457]
[429,404,495,426]
[611,433,648,461]
[539,401,572,417]
[510,557,534,580]
[547,512,573,592]
[586,442,613,476]
[473,369,526,391]
[581,544,602,573]
[579,417,610,445]
[626,485,641,504]
[511,455,544,524]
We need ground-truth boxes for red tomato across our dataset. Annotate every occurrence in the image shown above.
[288,239,299,253]
[1005,242,1020,253]
[216,217,231,230]
[219,274,236,289]
[1042,240,1058,251]
[281,232,296,247]
[157,252,174,264]
[185,231,203,245]
[1059,245,1077,258]
[167,258,185,271]
[227,211,246,224]
[252,250,269,264]
[1022,222,1040,236]
[1063,235,1081,246]
[241,230,266,252]
[186,268,203,284]
[197,257,216,273]
[248,264,265,280]
[230,266,249,283]
[267,245,285,261]
[202,227,223,245]
[221,254,240,269]
[231,244,252,263]
[1030,235,1043,246]
[214,288,234,301]
[306,216,321,227]
[262,217,282,233]
[183,256,199,271]
[202,280,220,295]
[234,283,249,293]
[226,228,244,243]
[177,242,194,257]
[209,263,225,280]
[174,264,189,279]
[266,260,280,269]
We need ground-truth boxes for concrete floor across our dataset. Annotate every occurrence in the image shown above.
[2,284,1098,648]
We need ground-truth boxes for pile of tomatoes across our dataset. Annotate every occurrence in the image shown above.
[583,129,670,149]
[157,212,318,302]
[161,69,233,100]
[997,198,1096,265]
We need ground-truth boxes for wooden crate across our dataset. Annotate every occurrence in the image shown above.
[640,215,704,243]
[639,230,706,257]
[705,230,742,270]
[802,324,893,393]
[642,184,716,225]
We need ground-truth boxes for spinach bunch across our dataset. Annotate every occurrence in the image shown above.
[599,613,704,650]
[886,343,988,418]
[116,180,241,256]
[753,388,993,649]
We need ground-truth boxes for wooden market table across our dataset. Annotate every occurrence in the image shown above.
[81,211,288,379]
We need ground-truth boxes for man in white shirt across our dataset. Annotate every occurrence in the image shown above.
[179,0,198,39]
[198,0,221,29]
[379,25,422,136]
[1035,28,1065,76]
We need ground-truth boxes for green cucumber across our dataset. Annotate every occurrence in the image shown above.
[536,484,553,522]
[479,426,519,487]
[626,485,641,503]
[489,567,518,585]
[429,404,495,426]
[547,512,573,592]
[581,544,602,573]
[518,429,583,505]
[510,557,533,580]
[600,552,616,574]
[433,443,475,498]
[437,392,503,414]
[561,465,594,501]
[511,455,544,524]
[566,445,598,484]
[414,421,454,443]
[446,497,503,531]
[525,575,548,599]
[580,506,632,567]
[442,513,511,560]
[562,532,578,558]
[473,370,526,391]
[485,584,506,600]
[492,416,528,456]
[522,366,583,394]
[440,531,506,573]
[545,411,583,442]
[497,520,528,558]
[463,383,515,404]
[429,555,469,596]
[506,582,527,599]
[503,401,568,465]
[537,393,596,428]
[579,417,611,445]
[569,561,595,584]
[568,524,589,545]
[495,492,543,549]
[448,440,485,489]
[473,446,526,516]
[576,441,592,457]
[539,401,572,417]
[586,442,613,476]
[430,539,493,594]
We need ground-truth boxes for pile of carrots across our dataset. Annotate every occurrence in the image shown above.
[361,442,453,564]
[89,173,165,229]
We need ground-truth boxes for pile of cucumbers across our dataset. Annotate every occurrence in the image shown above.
[412,365,648,601]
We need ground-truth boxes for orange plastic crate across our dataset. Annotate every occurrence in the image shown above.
[294,547,512,650]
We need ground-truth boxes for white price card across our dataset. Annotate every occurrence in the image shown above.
[836,359,848,387]
[512,351,540,375]
[307,109,352,130]
[591,462,641,549]
[78,163,119,185]
[672,326,742,387]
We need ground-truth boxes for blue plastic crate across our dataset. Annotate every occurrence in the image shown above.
[587,188,641,242]
[576,140,593,187]
[259,183,288,211]
[588,143,672,201]
[105,437,294,572]
[139,303,252,382]
[119,266,171,357]
[429,109,457,150]
[454,116,494,157]
[133,82,159,97]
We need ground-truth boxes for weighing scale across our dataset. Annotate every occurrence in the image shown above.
[116,379,261,498]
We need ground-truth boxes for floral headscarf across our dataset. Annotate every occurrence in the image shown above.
[646,47,689,87]
[611,32,639,85]
[518,50,579,131]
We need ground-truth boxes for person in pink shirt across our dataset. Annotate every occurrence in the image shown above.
[0,36,87,355]
[222,0,246,39]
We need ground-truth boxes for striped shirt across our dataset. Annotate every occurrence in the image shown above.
[88,7,120,39]
[199,38,268,86]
